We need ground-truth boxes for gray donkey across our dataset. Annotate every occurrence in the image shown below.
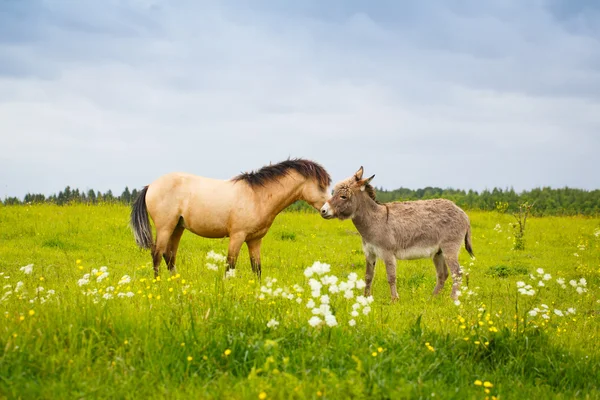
[320,167,474,301]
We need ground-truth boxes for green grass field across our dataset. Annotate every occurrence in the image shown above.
[1,204,599,399]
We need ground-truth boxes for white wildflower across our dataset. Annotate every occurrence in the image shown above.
[349,319,356,327]
[225,269,236,279]
[362,306,371,315]
[78,278,90,286]
[296,297,302,304]
[529,309,538,317]
[47,290,55,295]
[554,309,564,317]
[543,274,552,281]
[579,278,587,286]
[351,310,359,317]
[102,293,113,300]
[308,316,322,327]
[344,290,354,299]
[538,281,545,287]
[325,314,338,327]
[258,294,265,301]
[366,296,374,304]
[576,287,585,294]
[569,280,577,287]
[304,267,314,278]
[454,299,461,306]
[126,292,134,297]
[320,295,330,304]
[542,314,550,320]
[541,304,549,309]
[20,264,34,274]
[266,319,279,329]
[355,280,366,290]
[536,268,544,275]
[206,263,219,271]
[118,275,131,285]
[306,299,316,309]
[348,272,358,282]
[99,266,108,273]
[35,287,45,294]
[96,272,109,282]
[312,307,322,315]
[356,296,368,306]
[567,308,576,314]
[206,250,227,263]
[106,286,115,292]
[516,281,526,288]
[328,284,339,294]
[308,279,322,292]
[311,290,321,298]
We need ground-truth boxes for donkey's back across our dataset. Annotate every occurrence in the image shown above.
[386,198,473,257]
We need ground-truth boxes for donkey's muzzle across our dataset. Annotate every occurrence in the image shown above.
[320,203,334,219]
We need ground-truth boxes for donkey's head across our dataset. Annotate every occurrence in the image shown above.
[320,166,375,220]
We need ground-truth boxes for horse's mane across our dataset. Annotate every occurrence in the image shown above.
[232,158,331,190]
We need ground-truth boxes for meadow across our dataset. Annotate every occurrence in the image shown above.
[0,203,599,399]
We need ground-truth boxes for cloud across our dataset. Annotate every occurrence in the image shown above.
[1,0,599,199]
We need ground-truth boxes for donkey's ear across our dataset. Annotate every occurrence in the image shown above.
[354,166,364,181]
[359,174,375,191]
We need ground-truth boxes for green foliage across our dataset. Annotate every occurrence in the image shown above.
[1,205,599,399]
[4,185,600,216]
[486,265,529,278]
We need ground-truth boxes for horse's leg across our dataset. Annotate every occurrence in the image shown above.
[432,251,449,295]
[163,224,185,275]
[226,232,246,273]
[152,218,180,278]
[246,238,262,279]
[382,253,399,302]
[442,246,462,300]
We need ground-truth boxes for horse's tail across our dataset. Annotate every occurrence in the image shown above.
[465,224,475,258]
[130,186,153,250]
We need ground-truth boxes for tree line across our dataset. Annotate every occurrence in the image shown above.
[2,185,600,216]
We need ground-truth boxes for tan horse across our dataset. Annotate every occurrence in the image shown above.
[130,159,331,278]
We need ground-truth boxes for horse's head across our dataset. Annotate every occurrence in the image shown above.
[320,166,375,220]
[301,177,332,210]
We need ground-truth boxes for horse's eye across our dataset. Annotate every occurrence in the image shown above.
[340,195,347,200]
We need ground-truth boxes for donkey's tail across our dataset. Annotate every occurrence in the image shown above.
[465,224,475,258]
[130,186,153,250]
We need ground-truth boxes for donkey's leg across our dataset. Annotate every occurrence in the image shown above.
[363,247,377,297]
[226,232,246,273]
[246,238,262,279]
[432,251,449,295]
[382,253,399,301]
[164,224,185,275]
[443,247,463,300]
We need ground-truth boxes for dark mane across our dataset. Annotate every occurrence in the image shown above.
[364,183,389,221]
[232,158,331,189]
[363,183,380,203]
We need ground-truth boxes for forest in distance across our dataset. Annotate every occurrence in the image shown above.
[3,185,600,216]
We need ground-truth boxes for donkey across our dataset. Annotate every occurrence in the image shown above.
[320,167,474,301]
[130,159,331,278]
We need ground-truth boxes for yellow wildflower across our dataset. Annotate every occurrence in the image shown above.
[28,310,35,316]
[224,349,232,356]
[258,393,267,400]
[474,380,482,386]
[187,356,193,362]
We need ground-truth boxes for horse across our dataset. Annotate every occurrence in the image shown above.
[130,159,331,278]
[320,167,474,301]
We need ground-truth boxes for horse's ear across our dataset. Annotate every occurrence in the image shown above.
[359,175,375,191]
[354,166,364,181]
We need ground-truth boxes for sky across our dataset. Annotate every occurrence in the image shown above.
[1,0,599,199]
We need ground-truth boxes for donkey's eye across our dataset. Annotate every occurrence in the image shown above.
[340,195,347,200]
